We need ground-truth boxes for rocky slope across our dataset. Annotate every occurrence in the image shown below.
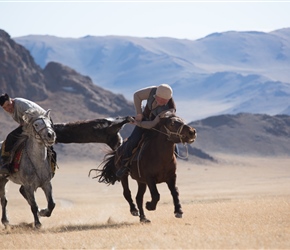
[1,29,289,162]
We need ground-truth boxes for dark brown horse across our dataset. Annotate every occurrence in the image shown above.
[54,116,133,150]
[92,112,196,223]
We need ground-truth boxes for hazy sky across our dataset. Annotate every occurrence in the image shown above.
[1,1,290,40]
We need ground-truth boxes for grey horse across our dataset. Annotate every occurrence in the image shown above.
[0,108,56,229]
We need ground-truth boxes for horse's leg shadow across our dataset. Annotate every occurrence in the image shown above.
[166,176,183,218]
[38,182,55,217]
[145,180,160,211]
[121,176,139,216]
[0,177,9,228]
[136,182,150,223]
[19,185,42,229]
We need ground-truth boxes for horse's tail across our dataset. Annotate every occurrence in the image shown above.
[89,151,118,185]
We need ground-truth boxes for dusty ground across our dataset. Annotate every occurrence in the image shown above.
[1,154,290,249]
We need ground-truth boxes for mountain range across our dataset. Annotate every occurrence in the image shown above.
[0,29,134,161]
[14,28,290,122]
[1,29,290,162]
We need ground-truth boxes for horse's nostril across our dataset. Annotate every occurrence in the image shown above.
[190,130,196,135]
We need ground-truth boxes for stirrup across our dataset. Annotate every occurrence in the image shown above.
[0,164,10,176]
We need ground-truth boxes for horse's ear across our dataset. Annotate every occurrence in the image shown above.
[22,108,34,124]
[45,109,51,118]
[22,114,29,124]
[159,109,175,119]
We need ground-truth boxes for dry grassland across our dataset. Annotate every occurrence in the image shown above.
[1,154,290,249]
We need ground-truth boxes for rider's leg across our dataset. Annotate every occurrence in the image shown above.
[0,157,10,175]
[0,127,23,175]
[4,126,23,152]
[116,126,144,178]
[0,144,10,175]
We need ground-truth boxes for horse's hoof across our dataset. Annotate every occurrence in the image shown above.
[4,224,11,231]
[131,209,139,216]
[35,222,42,229]
[39,208,51,217]
[175,212,183,218]
[140,217,151,223]
[145,201,156,211]
[1,218,9,226]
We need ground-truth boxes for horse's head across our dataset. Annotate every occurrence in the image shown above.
[22,109,56,147]
[158,111,196,144]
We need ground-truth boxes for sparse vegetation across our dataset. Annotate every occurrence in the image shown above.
[1,156,290,249]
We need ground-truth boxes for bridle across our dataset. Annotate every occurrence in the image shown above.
[151,118,186,143]
[31,117,55,147]
[151,116,193,160]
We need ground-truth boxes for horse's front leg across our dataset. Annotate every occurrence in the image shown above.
[20,186,41,229]
[145,179,160,211]
[136,182,150,223]
[39,182,55,217]
[121,176,138,216]
[0,178,9,227]
[166,175,183,218]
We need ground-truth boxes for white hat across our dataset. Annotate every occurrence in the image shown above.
[156,84,173,99]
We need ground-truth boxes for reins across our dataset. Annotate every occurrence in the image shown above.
[151,123,185,142]
[32,117,54,147]
[151,123,189,159]
[174,144,189,160]
[22,117,57,178]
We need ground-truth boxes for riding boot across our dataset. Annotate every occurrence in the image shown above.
[116,158,130,178]
[115,125,143,178]
[0,156,11,175]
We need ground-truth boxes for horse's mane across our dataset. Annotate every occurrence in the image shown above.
[10,108,45,159]
[157,111,185,126]
[23,108,43,121]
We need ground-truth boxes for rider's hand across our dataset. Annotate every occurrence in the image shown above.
[135,113,143,122]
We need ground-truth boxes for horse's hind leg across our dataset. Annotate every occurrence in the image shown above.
[166,175,183,218]
[136,182,150,223]
[121,176,138,216]
[0,178,9,227]
[39,182,55,217]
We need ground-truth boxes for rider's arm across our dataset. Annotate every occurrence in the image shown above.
[136,115,160,129]
[13,98,45,125]
[133,86,154,116]
[135,108,175,129]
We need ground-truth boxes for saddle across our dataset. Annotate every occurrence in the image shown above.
[121,134,149,167]
[1,140,25,173]
[1,140,56,174]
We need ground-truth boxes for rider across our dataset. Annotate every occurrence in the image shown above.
[116,84,176,178]
[0,93,56,175]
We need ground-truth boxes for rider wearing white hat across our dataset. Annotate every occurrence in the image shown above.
[116,83,176,178]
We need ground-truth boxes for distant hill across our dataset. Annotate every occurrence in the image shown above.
[1,29,290,163]
[0,29,212,162]
[0,29,134,161]
[14,28,290,121]
[190,113,290,156]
